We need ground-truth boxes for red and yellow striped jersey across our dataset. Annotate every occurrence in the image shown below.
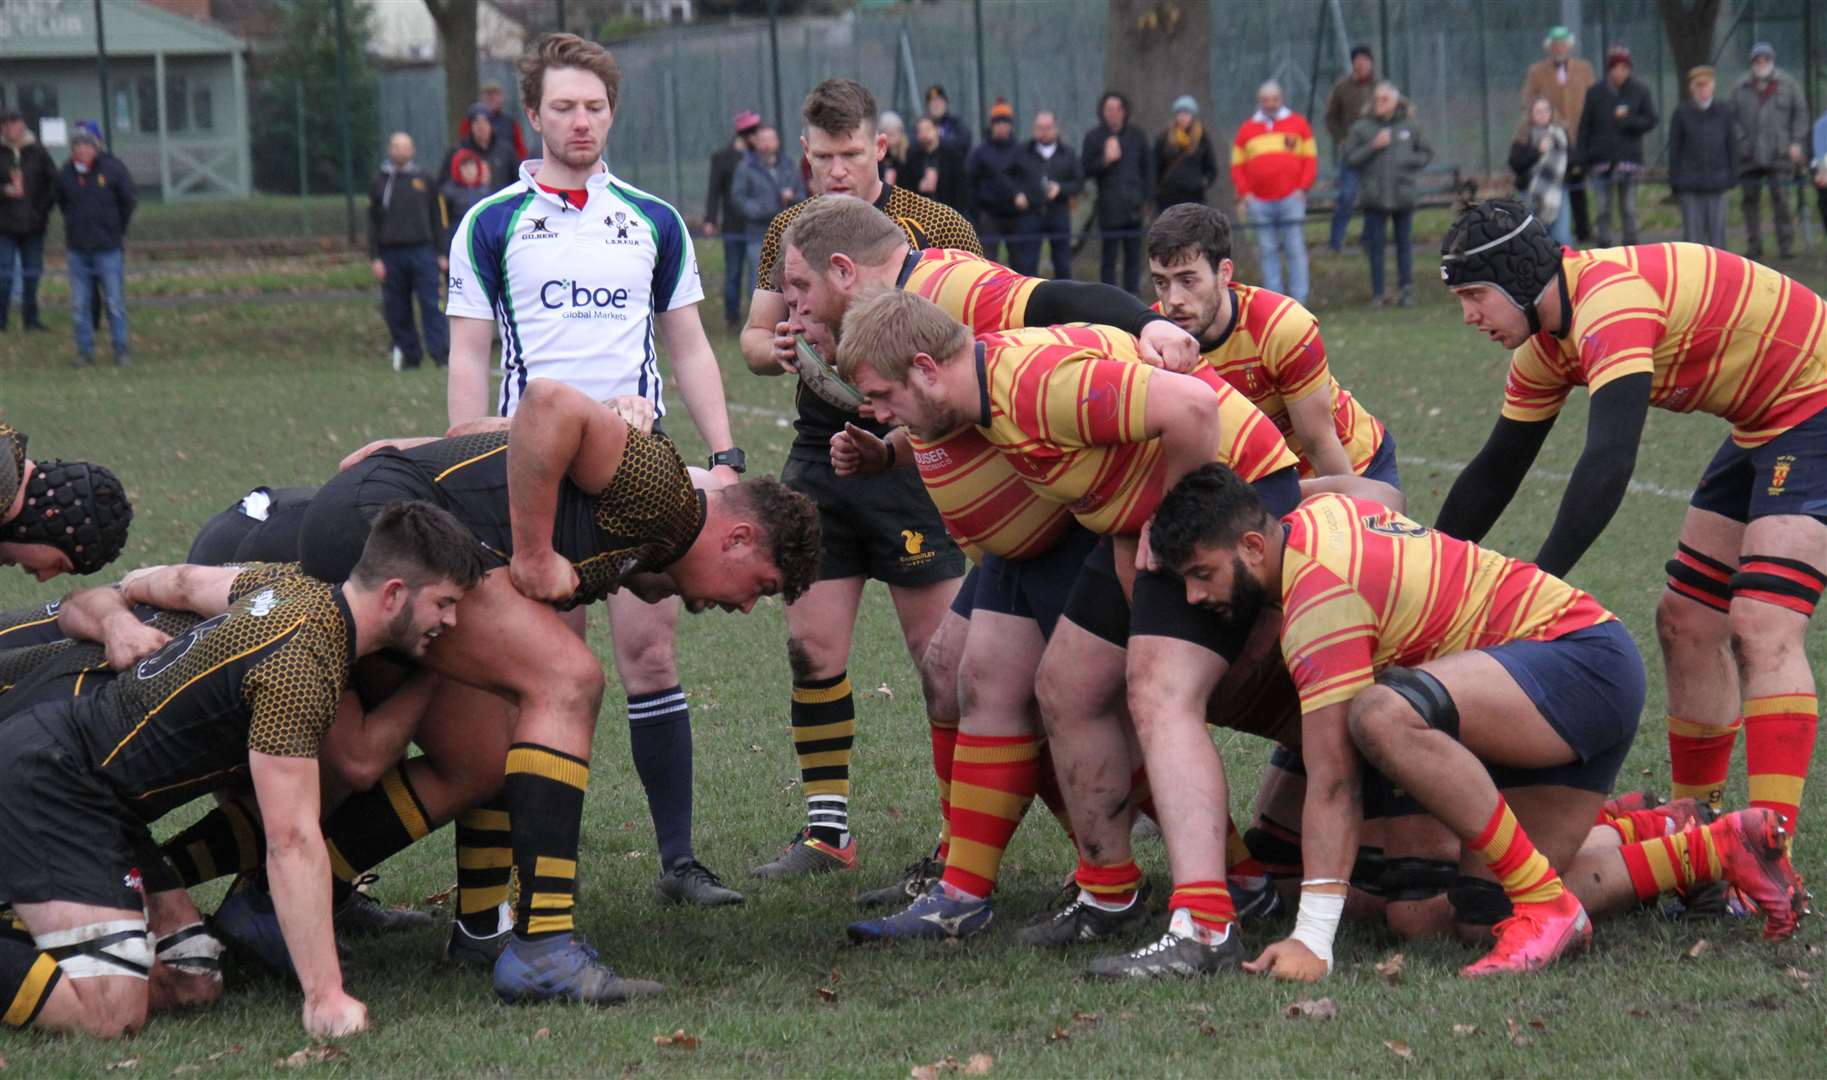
[1167,284,1386,477]
[1502,243,1827,446]
[1278,494,1615,713]
[902,247,1044,333]
[976,324,1298,536]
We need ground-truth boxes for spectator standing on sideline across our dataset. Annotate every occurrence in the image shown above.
[1323,44,1377,252]
[1732,41,1810,260]
[1231,79,1317,304]
[439,148,491,250]
[1522,26,1597,241]
[1668,66,1736,249]
[925,84,972,156]
[907,114,969,214]
[880,110,909,187]
[1343,80,1430,307]
[730,124,805,258]
[455,104,519,193]
[1154,94,1218,211]
[1082,91,1152,293]
[0,109,56,332]
[54,126,134,368]
[965,99,1041,273]
[1578,44,1656,247]
[703,110,760,331]
[459,79,528,162]
[1509,96,1574,248]
[1023,108,1083,279]
[1811,104,1827,235]
[368,131,448,371]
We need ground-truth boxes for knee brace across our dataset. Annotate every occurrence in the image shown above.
[1378,856,1457,902]
[1375,666,1460,740]
[1666,543,1734,614]
[37,920,152,980]
[152,923,224,981]
[1731,555,1826,616]
[1351,846,1390,897]
[1447,876,1513,927]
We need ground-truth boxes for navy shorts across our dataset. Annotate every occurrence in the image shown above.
[1482,620,1644,793]
[1360,429,1402,490]
[1690,404,1827,524]
[955,524,1100,640]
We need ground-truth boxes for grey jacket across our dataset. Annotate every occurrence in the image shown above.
[1731,69,1810,171]
[730,151,805,240]
[1341,103,1433,212]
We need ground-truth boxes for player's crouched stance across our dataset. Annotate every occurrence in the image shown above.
[0,502,483,1039]
[1149,466,1805,979]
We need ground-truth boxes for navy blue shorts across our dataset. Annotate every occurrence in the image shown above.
[1690,404,1827,524]
[957,525,1100,641]
[1360,429,1402,490]
[1252,465,1304,519]
[1483,620,1645,793]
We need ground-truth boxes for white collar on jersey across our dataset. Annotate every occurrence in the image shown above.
[519,158,612,210]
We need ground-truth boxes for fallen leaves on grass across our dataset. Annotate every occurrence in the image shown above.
[1283,996,1338,1021]
[909,1054,994,1079]
[653,1030,700,1050]
[1683,938,1710,960]
[1452,1024,1479,1037]
[1072,1011,1099,1025]
[1384,1040,1414,1060]
[1375,952,1405,984]
[1046,1027,1070,1043]
[875,683,895,699]
[816,987,839,1004]
[422,883,456,907]
[533,1028,551,1041]
[104,1058,139,1072]
[1784,966,1815,990]
[277,1046,346,1069]
[206,1047,244,1063]
[1505,1018,1532,1048]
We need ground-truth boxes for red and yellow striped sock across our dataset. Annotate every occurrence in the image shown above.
[1075,856,1143,908]
[939,734,1039,900]
[1599,807,1678,846]
[1034,744,1073,843]
[1618,819,1725,901]
[1743,694,1817,832]
[930,722,958,862]
[1470,796,1564,905]
[1226,815,1268,879]
[1667,715,1740,810]
[1168,880,1234,934]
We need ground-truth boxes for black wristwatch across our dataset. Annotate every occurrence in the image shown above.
[708,447,747,474]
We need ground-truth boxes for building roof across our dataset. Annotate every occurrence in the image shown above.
[0,0,246,60]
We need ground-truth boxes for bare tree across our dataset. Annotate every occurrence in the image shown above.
[1102,1,1215,198]
[1657,0,1724,100]
[424,0,481,141]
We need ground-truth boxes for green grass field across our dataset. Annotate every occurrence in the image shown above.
[0,235,1824,1077]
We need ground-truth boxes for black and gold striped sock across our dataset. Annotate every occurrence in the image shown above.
[322,762,434,887]
[455,796,513,937]
[162,794,264,887]
[503,744,588,941]
[792,673,855,846]
[0,938,59,1030]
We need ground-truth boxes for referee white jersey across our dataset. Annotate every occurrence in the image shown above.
[446,159,704,417]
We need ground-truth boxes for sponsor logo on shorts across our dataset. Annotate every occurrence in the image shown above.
[1769,454,1796,497]
[901,529,926,555]
[124,868,144,893]
[897,525,939,569]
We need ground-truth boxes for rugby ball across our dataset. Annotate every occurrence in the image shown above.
[795,336,866,414]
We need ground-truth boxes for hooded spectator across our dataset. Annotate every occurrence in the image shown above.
[1732,41,1810,259]
[1323,44,1377,250]
[1155,94,1218,210]
[453,103,519,194]
[1668,66,1737,249]
[0,108,57,332]
[439,148,492,249]
[458,79,527,162]
[1022,108,1084,279]
[1509,96,1574,248]
[1578,43,1657,246]
[1082,91,1153,294]
[1523,26,1598,241]
[965,99,1041,273]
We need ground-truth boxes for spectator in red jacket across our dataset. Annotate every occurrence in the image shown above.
[1230,79,1317,303]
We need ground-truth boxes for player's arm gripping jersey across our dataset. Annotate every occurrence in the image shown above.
[1277,494,1616,714]
[1502,244,1827,446]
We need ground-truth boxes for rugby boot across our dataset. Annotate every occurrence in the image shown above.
[1019,881,1153,947]
[493,933,665,1005]
[655,859,745,907]
[333,873,435,935]
[1230,875,1285,924]
[846,882,993,943]
[1086,908,1244,979]
[213,876,350,975]
[856,848,944,908]
[1459,890,1590,977]
[1713,808,1808,942]
[444,902,514,972]
[750,828,857,879]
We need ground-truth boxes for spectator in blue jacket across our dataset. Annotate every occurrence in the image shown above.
[965,99,1041,274]
[54,127,136,368]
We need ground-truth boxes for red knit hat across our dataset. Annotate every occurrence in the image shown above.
[1605,44,1632,69]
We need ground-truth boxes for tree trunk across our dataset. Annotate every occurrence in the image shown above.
[1103,1,1213,197]
[1657,0,1723,101]
[425,0,481,143]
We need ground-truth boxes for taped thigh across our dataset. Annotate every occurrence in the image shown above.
[37,920,152,980]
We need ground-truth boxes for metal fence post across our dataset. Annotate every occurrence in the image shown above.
[768,0,783,132]
[297,80,308,197]
[94,0,113,147]
[665,63,682,206]
[334,0,357,247]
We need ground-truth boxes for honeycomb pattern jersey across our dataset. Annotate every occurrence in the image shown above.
[48,566,354,820]
[0,422,21,515]
[0,599,66,650]
[754,184,983,457]
[397,428,705,609]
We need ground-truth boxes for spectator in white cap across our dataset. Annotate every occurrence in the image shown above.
[1155,94,1218,210]
[1732,41,1810,259]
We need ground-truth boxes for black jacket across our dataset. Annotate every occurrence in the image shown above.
[704,144,744,233]
[1022,138,1085,217]
[54,154,137,253]
[1667,98,1738,193]
[1081,123,1153,226]
[904,141,970,215]
[1153,126,1218,208]
[965,133,1040,219]
[0,132,58,238]
[1577,76,1658,168]
[368,162,444,257]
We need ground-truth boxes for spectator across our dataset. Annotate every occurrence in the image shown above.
[703,110,760,331]
[730,125,805,261]
[54,127,135,368]
[1231,79,1317,304]
[1154,94,1218,210]
[925,84,972,155]
[0,108,56,333]
[458,79,528,163]
[1023,108,1084,279]
[1811,104,1827,235]
[879,109,909,187]
[454,103,519,193]
[1343,81,1430,307]
[1509,96,1574,248]
[367,132,447,371]
[1668,66,1736,249]
[439,148,492,251]
[906,114,969,214]
[1523,25,1597,242]
[1578,44,1656,247]
[1732,41,1810,260]
[965,99,1040,273]
[1082,91,1152,294]
[1323,44,1377,252]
